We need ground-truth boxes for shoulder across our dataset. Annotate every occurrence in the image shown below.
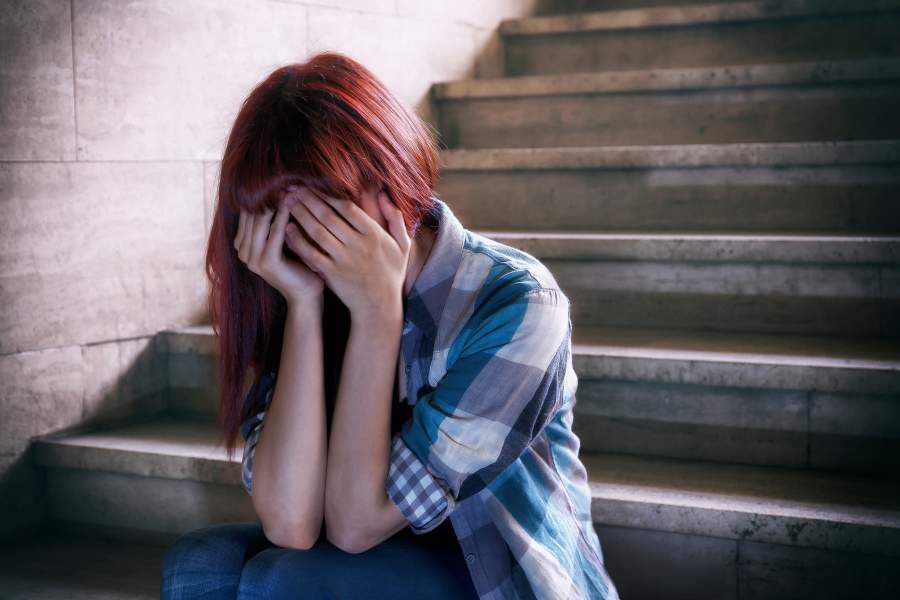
[450,231,571,353]
[460,230,568,312]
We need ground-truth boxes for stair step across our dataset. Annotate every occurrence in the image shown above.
[160,323,900,397]
[32,416,255,546]
[437,140,900,234]
[545,0,767,14]
[30,417,900,559]
[569,326,900,473]
[570,326,900,392]
[434,58,900,148]
[582,451,900,557]
[0,528,164,599]
[484,234,898,337]
[502,0,900,35]
[435,57,900,99]
[158,324,900,473]
[476,231,900,263]
[500,0,900,75]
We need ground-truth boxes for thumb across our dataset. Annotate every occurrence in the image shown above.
[379,191,410,252]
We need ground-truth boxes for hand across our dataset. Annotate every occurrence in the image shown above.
[234,193,325,309]
[282,183,411,321]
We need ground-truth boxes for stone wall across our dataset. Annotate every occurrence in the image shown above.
[0,0,557,541]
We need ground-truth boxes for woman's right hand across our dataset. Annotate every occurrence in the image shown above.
[235,192,325,308]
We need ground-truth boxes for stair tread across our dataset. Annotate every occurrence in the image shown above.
[435,57,900,99]
[162,323,900,374]
[582,451,900,526]
[474,229,900,264]
[439,139,900,169]
[499,0,900,36]
[477,230,900,241]
[34,417,900,543]
[572,325,900,369]
[0,528,164,599]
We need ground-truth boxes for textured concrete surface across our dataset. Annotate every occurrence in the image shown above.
[584,452,900,557]
[501,1,900,35]
[439,159,900,234]
[437,81,900,148]
[477,232,900,263]
[7,0,900,595]
[547,258,890,336]
[0,0,76,162]
[439,139,900,169]
[0,161,207,355]
[434,57,900,99]
[30,416,900,557]
[0,529,165,600]
[158,324,900,475]
[503,2,900,75]
[3,0,544,543]
[570,325,900,393]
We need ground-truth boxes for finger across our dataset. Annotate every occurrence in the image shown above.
[289,201,343,257]
[379,191,411,252]
[299,194,358,246]
[249,208,275,265]
[318,193,377,236]
[263,200,294,262]
[238,212,256,263]
[285,221,332,277]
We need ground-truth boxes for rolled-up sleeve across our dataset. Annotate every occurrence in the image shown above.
[239,371,276,497]
[385,284,571,533]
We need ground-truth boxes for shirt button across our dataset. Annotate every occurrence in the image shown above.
[405,364,411,374]
[465,553,476,564]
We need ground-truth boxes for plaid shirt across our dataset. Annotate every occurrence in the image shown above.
[239,197,619,600]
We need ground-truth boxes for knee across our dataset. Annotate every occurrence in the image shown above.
[162,522,262,582]
[238,545,333,597]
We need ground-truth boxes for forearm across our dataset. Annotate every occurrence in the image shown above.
[251,298,327,546]
[325,304,403,536]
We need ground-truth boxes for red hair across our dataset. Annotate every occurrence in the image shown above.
[205,51,442,460]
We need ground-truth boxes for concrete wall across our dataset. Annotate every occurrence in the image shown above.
[0,0,557,541]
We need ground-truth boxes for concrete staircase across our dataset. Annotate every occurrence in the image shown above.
[20,1,900,598]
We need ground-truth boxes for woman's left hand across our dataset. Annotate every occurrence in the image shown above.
[283,184,411,321]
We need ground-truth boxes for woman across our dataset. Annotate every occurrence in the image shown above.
[161,51,619,600]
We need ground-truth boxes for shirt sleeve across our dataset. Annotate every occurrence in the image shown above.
[239,370,277,497]
[385,284,572,534]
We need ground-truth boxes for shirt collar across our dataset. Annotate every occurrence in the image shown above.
[403,195,466,333]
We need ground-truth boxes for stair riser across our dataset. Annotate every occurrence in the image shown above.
[550,0,750,10]
[572,379,900,476]
[43,468,256,540]
[596,524,900,600]
[547,259,898,337]
[439,165,900,233]
[167,352,217,419]
[38,469,900,600]
[163,330,900,475]
[504,12,900,75]
[437,83,900,148]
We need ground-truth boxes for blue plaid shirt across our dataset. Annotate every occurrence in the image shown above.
[239,197,619,599]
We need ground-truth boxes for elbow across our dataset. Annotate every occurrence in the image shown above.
[253,491,323,550]
[325,524,372,554]
[261,516,322,551]
[264,522,321,551]
[324,508,373,554]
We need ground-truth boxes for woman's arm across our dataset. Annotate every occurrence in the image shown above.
[249,297,328,550]
[323,302,409,553]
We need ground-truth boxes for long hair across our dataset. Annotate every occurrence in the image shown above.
[205,51,442,460]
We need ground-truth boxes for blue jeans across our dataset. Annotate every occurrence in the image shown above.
[160,521,480,599]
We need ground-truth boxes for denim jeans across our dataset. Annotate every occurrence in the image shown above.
[160,521,481,599]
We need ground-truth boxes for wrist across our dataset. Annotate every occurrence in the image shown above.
[350,299,403,332]
[287,295,324,321]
